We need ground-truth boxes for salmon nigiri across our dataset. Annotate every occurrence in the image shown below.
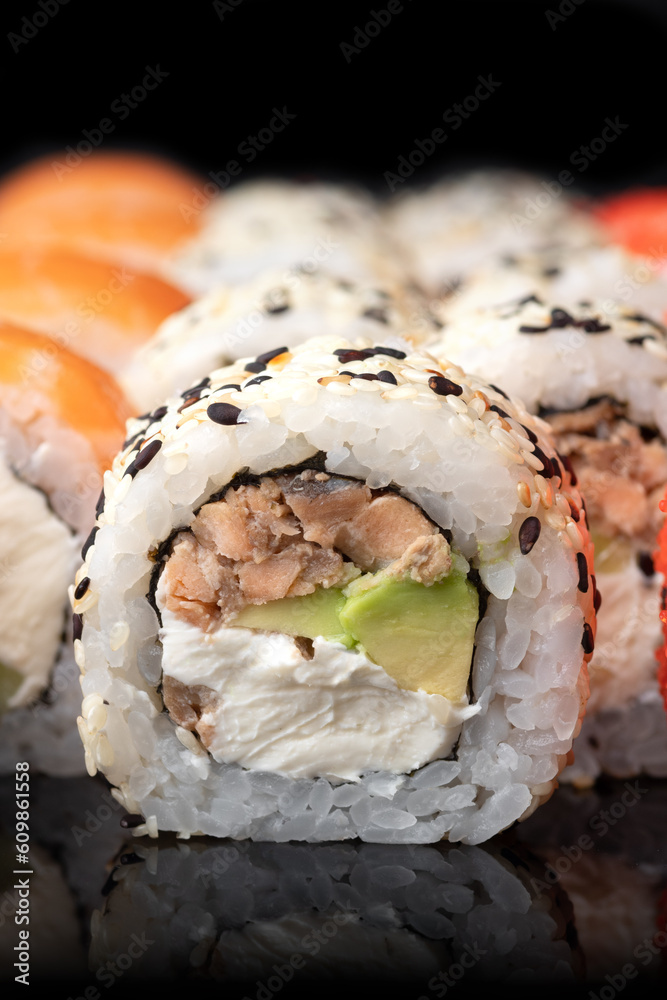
[0,151,205,275]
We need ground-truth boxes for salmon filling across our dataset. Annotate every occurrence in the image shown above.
[156,470,479,777]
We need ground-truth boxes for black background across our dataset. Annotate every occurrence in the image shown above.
[1,0,666,194]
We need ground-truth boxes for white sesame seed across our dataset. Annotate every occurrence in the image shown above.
[523,451,544,471]
[383,384,419,400]
[112,474,132,505]
[351,378,383,392]
[74,589,98,615]
[109,621,130,652]
[446,394,468,414]
[94,733,115,768]
[84,749,97,777]
[175,727,207,755]
[87,703,107,734]
[566,520,584,551]
[325,381,356,396]
[490,426,518,451]
[73,638,86,668]
[545,509,567,531]
[81,693,103,718]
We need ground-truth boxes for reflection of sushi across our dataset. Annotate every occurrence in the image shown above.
[0,322,130,773]
[90,837,582,982]
[427,298,667,784]
[75,336,593,844]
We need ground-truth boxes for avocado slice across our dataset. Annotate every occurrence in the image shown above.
[338,574,478,700]
[232,588,356,648]
[0,661,24,714]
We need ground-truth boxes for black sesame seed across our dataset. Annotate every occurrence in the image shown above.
[638,552,655,577]
[217,383,241,392]
[550,457,562,483]
[362,307,389,324]
[120,852,144,866]
[582,622,595,654]
[178,395,200,413]
[369,346,406,360]
[542,266,561,278]
[74,577,90,600]
[120,813,145,829]
[244,361,266,374]
[490,405,510,419]
[266,302,289,315]
[531,445,554,478]
[428,375,463,397]
[550,307,575,328]
[519,516,541,555]
[95,489,105,517]
[489,383,509,399]
[568,501,580,522]
[576,552,589,592]
[101,869,119,897]
[377,370,398,384]
[338,371,355,376]
[351,372,379,381]
[245,375,273,387]
[627,335,654,346]
[560,452,577,486]
[72,613,83,642]
[592,576,602,612]
[521,424,538,445]
[333,349,371,363]
[150,405,168,421]
[133,440,163,473]
[519,324,550,334]
[207,402,244,425]
[255,346,288,365]
[580,318,611,334]
[180,380,209,399]
[81,526,98,560]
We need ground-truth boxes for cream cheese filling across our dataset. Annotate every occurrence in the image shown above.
[158,602,479,782]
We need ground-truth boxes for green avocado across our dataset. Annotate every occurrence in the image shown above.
[338,574,478,700]
[0,661,24,715]
[232,588,356,648]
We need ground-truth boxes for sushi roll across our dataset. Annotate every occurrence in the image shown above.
[0,322,130,773]
[121,268,434,411]
[165,178,400,296]
[429,244,667,328]
[74,336,593,845]
[383,169,601,300]
[427,297,667,783]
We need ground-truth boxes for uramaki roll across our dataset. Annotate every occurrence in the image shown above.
[74,336,594,845]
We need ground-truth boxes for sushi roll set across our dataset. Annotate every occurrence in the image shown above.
[0,151,666,853]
